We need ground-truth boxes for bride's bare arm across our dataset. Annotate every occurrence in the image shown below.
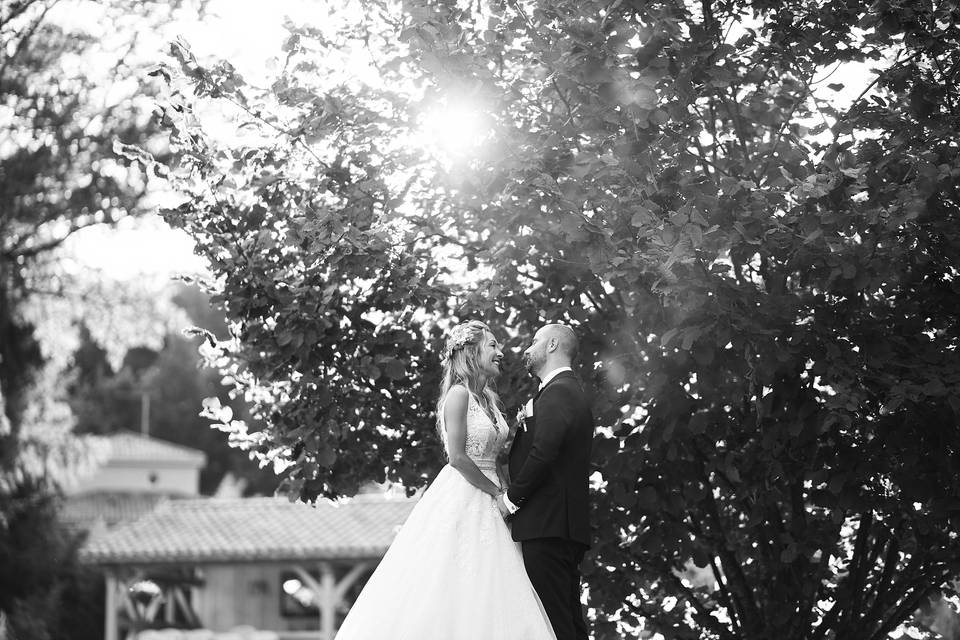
[496,464,510,491]
[444,385,502,497]
[495,417,516,489]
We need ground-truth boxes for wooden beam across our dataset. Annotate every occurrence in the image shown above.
[333,562,371,604]
[291,565,324,596]
[105,573,118,640]
[172,587,201,627]
[191,581,201,626]
[291,562,365,639]
[144,592,162,622]
[319,562,336,640]
[291,564,328,636]
[119,588,137,621]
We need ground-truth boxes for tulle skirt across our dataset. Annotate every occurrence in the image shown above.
[334,464,557,640]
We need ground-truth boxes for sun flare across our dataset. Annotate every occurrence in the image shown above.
[415,98,491,162]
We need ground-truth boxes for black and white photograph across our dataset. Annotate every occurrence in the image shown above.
[1,0,959,639]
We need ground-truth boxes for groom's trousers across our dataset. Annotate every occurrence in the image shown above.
[521,537,589,640]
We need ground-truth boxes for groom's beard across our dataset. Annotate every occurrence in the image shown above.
[522,353,542,377]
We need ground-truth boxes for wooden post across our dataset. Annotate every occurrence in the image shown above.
[105,573,118,640]
[164,587,175,625]
[319,562,336,640]
[333,562,370,604]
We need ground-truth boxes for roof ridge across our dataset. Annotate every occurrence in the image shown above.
[110,430,207,451]
[83,431,207,465]
[80,493,420,565]
[158,495,416,509]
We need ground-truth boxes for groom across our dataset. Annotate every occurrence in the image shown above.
[497,324,593,640]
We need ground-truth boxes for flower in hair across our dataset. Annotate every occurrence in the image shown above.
[444,323,476,359]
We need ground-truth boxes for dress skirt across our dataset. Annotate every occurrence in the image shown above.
[333,464,557,640]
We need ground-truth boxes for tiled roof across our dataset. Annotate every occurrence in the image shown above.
[80,495,418,565]
[60,491,185,530]
[93,432,206,467]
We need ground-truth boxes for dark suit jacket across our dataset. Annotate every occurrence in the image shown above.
[507,370,593,547]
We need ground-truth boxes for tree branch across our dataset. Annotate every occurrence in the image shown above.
[837,511,874,634]
[6,205,131,262]
[692,449,763,634]
[667,571,737,640]
[709,555,742,634]
[830,49,924,145]
[756,78,809,187]
[0,0,60,93]
[0,0,44,33]
[797,544,835,640]
[867,567,947,640]
[860,532,902,628]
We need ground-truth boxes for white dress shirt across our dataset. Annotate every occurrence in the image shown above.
[537,366,572,391]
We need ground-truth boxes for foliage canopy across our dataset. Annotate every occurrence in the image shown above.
[154,1,960,638]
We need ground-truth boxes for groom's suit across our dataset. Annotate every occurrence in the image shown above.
[507,369,593,640]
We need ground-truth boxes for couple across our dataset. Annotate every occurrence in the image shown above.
[335,321,594,640]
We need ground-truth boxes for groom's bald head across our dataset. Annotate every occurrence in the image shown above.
[523,323,580,378]
[541,323,579,361]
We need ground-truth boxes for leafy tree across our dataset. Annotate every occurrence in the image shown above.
[0,0,189,461]
[4,0,126,430]
[67,285,279,495]
[151,0,960,638]
[0,478,91,640]
[0,1,201,637]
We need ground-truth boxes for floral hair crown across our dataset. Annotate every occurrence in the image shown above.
[443,322,484,361]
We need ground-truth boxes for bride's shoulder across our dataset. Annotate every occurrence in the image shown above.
[443,384,470,407]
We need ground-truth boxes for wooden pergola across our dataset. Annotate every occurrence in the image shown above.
[103,567,203,638]
[81,495,416,640]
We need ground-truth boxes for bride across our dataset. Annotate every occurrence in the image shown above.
[333,320,557,640]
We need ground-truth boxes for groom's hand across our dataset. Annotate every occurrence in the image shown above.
[496,493,511,520]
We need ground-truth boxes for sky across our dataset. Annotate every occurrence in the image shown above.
[60,0,876,282]
[63,0,317,281]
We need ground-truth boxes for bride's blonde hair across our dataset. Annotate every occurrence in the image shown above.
[435,320,503,442]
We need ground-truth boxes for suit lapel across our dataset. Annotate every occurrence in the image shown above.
[533,370,576,403]
[512,371,576,462]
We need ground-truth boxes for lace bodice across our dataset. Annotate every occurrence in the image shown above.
[441,391,509,469]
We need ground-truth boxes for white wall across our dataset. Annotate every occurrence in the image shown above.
[72,464,200,495]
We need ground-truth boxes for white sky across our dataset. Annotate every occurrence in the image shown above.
[64,0,318,281]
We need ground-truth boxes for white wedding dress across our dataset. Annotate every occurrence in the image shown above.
[333,392,557,640]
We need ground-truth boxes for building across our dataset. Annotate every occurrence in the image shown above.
[81,494,416,640]
[62,431,207,531]
[68,430,418,639]
[72,431,207,496]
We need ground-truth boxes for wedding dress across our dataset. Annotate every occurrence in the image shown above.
[333,392,557,640]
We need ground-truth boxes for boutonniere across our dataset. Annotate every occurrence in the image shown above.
[516,399,534,431]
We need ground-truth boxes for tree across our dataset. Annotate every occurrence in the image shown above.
[1,0,177,462]
[152,0,960,638]
[67,284,280,495]
[0,1,201,637]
